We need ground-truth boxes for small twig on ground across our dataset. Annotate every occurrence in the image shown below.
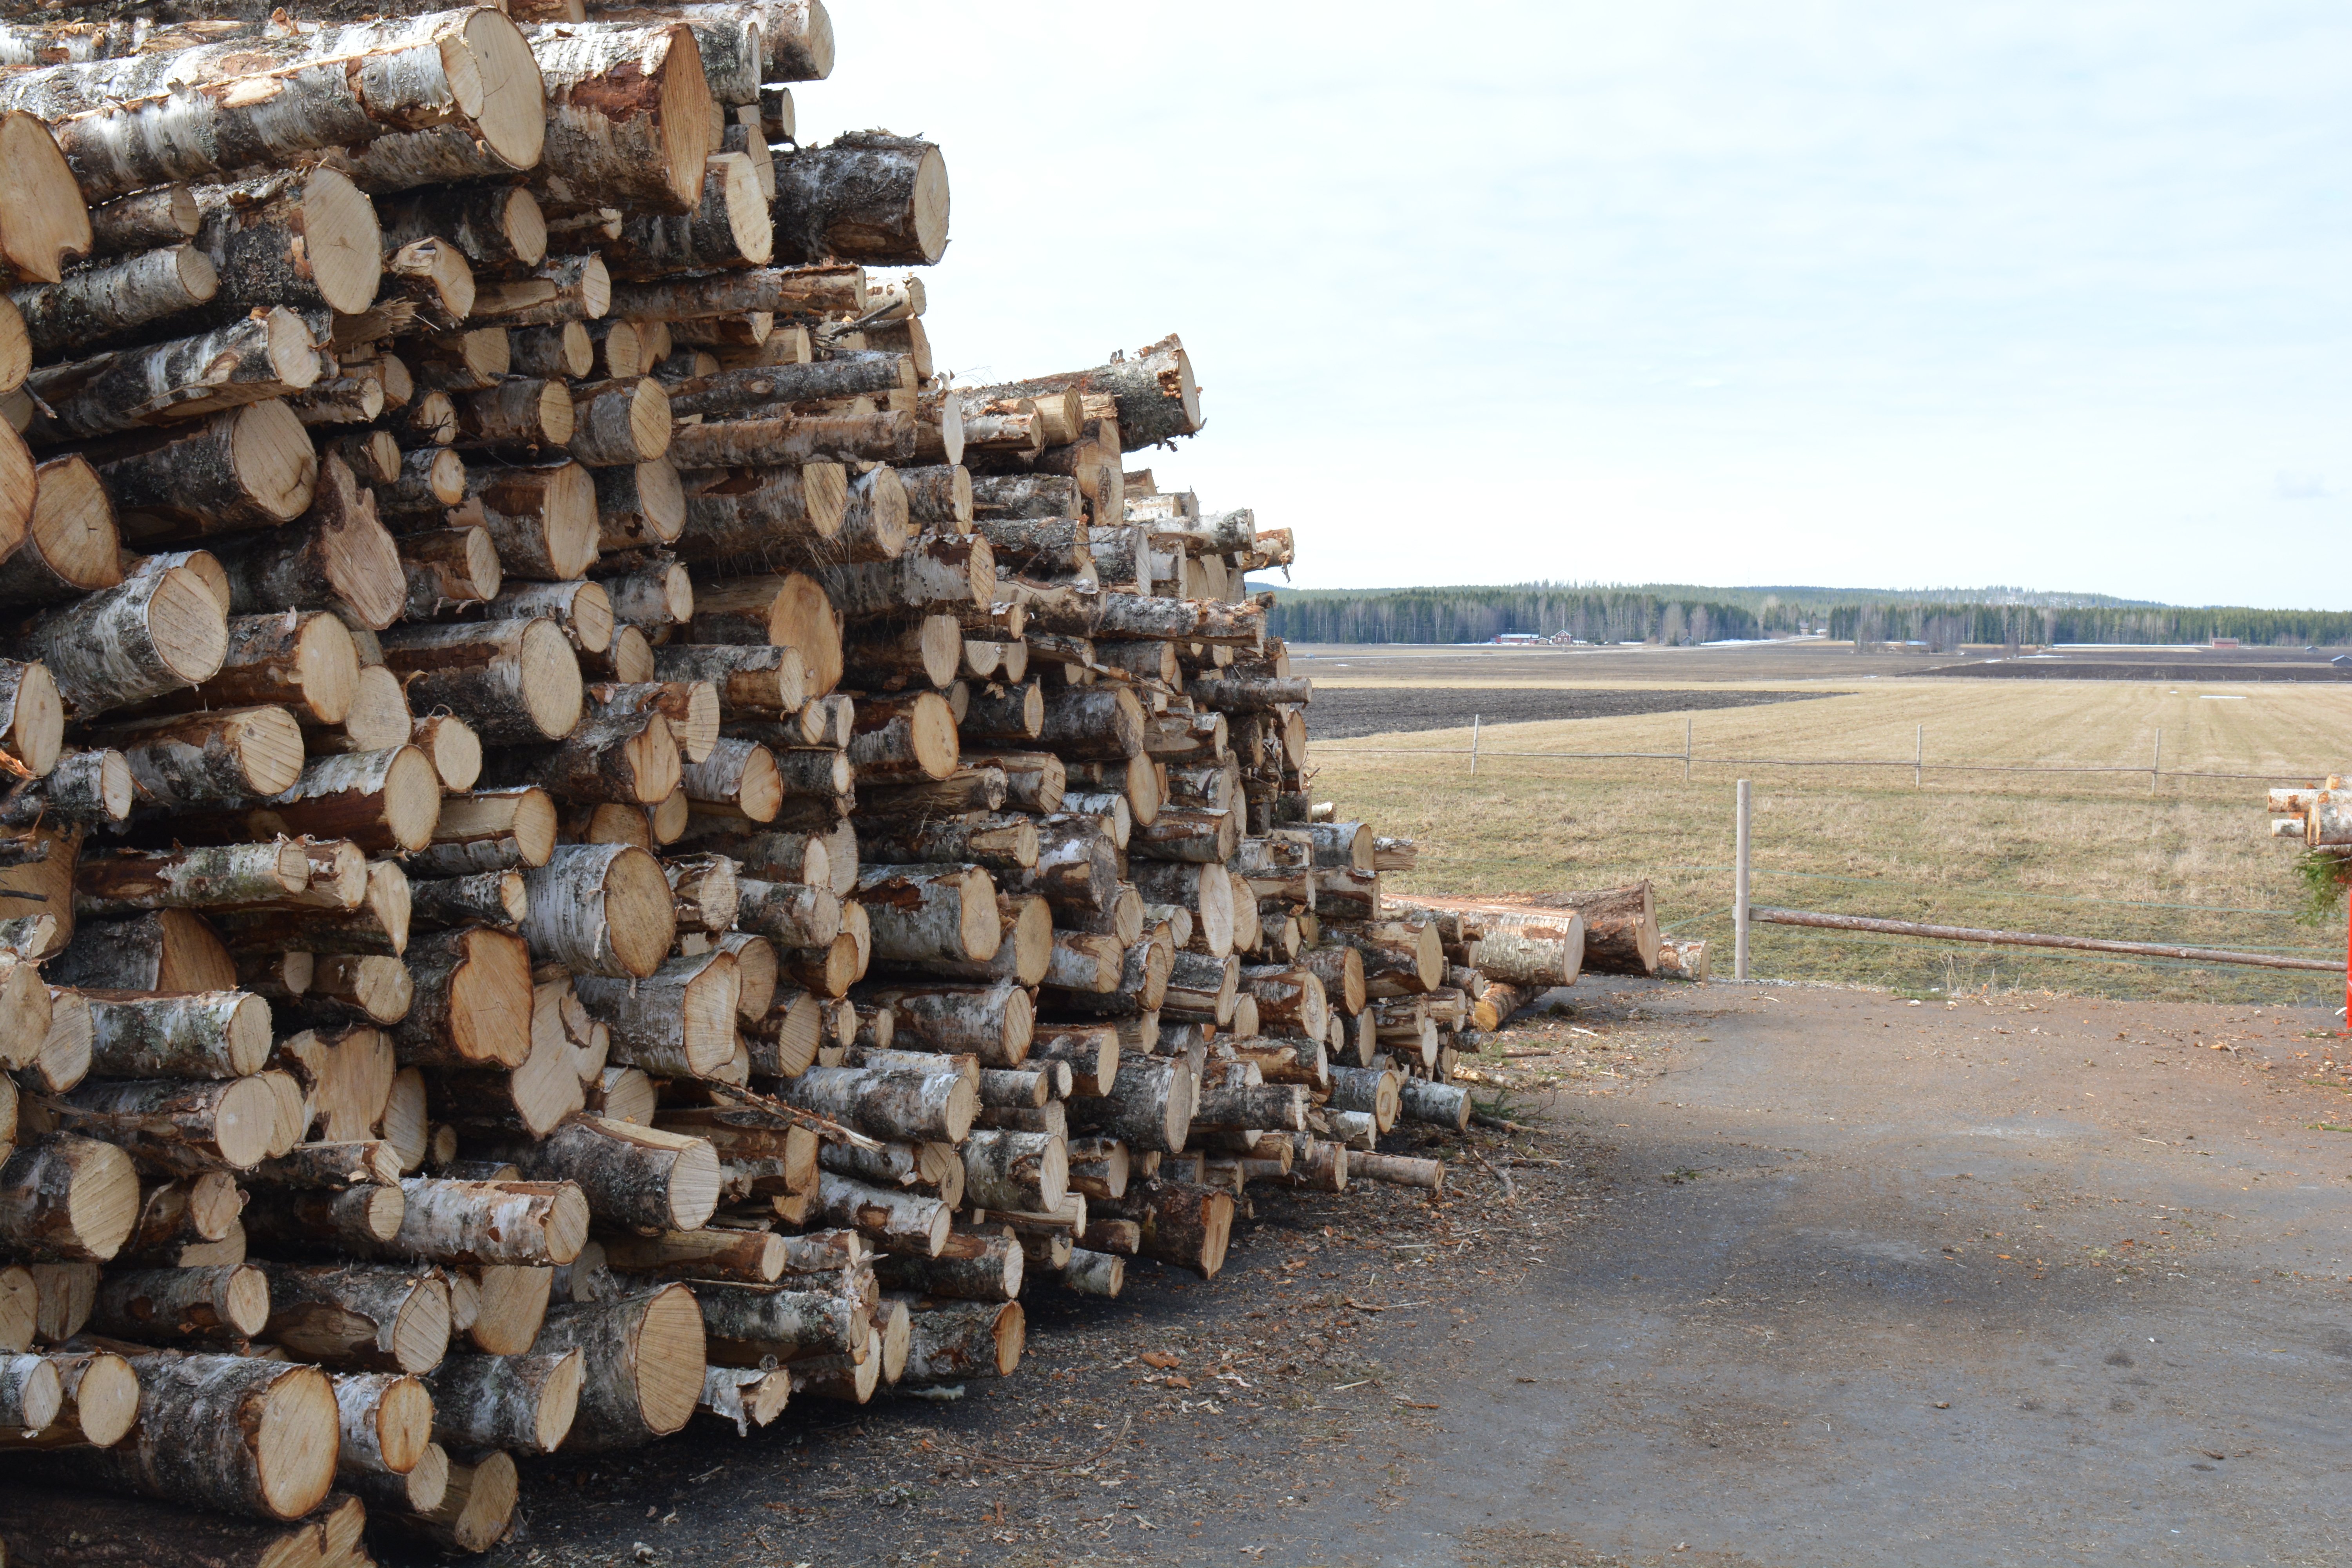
[1468,1147,1517,1203]
[1472,1112,1533,1132]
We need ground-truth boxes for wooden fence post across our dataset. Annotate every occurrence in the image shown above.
[1469,714,1480,777]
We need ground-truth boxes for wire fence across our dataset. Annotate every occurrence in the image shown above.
[1659,857,2345,1000]
[1310,714,2342,998]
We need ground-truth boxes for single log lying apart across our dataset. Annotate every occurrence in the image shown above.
[898,1299,1024,1384]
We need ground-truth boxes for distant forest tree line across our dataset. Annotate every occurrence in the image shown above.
[1263,588,1781,645]
[1257,584,2352,647]
[1831,603,2352,649]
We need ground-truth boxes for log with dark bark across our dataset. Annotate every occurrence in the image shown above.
[44,908,229,996]
[378,181,549,271]
[47,1352,339,1521]
[491,21,718,213]
[1494,884,1661,976]
[0,1133,137,1261]
[574,947,738,1078]
[490,1114,719,1234]
[52,1069,295,1176]
[0,113,89,287]
[332,1367,433,1486]
[83,706,304,812]
[85,184,198,256]
[851,863,1000,964]
[0,456,115,612]
[26,307,318,443]
[393,924,533,1069]
[773,131,948,265]
[206,452,403,631]
[451,374,574,454]
[181,170,381,319]
[898,1298,1022,1383]
[248,1262,446,1374]
[151,608,359,728]
[1454,906,1584,989]
[381,1448,517,1553]
[1065,1053,1193,1154]
[0,1346,139,1452]
[381,615,584,745]
[488,706,681,808]
[11,244,213,363]
[686,568,843,693]
[875,1228,1024,1301]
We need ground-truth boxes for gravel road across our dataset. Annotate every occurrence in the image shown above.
[451,982,2352,1568]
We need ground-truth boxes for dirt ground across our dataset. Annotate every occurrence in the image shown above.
[452,980,2352,1568]
[1303,688,1830,740]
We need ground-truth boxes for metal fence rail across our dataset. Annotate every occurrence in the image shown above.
[1750,907,2340,973]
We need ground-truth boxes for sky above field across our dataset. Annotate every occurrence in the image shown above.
[808,3,2352,608]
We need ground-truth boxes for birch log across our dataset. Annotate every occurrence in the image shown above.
[493,1116,720,1234]
[0,1133,137,1261]
[521,842,677,978]
[427,1348,583,1454]
[574,949,739,1078]
[354,1177,588,1268]
[334,1368,434,1481]
[25,307,319,441]
[5,555,225,717]
[530,1282,706,1451]
[0,10,546,203]
[899,1299,1023,1383]
[56,1352,340,1521]
[380,616,584,744]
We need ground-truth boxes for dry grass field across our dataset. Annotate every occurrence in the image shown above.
[1297,645,2352,1005]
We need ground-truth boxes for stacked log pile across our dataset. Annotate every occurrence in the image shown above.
[0,4,1642,1563]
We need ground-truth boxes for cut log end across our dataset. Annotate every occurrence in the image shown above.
[256,1361,342,1519]
[232,399,322,528]
[71,1348,141,1446]
[521,615,587,740]
[636,1278,708,1435]
[0,112,89,284]
[302,169,386,316]
[468,11,550,173]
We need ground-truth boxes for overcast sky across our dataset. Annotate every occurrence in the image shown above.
[806,3,2352,608]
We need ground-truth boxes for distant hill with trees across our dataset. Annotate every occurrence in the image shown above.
[1252,583,2352,647]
